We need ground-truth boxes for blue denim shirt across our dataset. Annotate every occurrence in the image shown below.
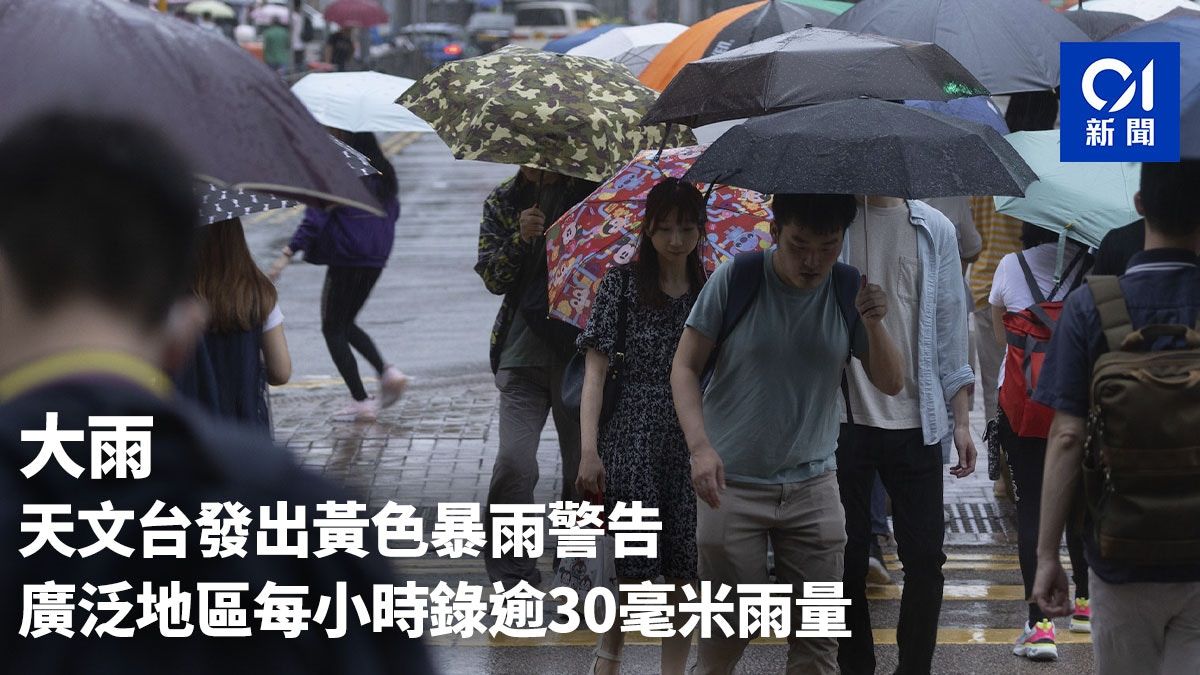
[841,200,974,445]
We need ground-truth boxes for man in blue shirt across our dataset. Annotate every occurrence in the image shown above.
[1032,161,1200,674]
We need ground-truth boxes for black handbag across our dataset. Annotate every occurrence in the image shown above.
[561,271,631,424]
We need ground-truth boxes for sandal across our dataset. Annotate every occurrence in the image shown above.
[589,647,621,674]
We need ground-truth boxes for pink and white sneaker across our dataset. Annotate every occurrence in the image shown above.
[333,397,378,422]
[378,366,410,410]
[1013,619,1058,661]
[1070,597,1092,633]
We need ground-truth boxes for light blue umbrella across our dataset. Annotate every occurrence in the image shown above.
[543,24,619,53]
[995,130,1140,250]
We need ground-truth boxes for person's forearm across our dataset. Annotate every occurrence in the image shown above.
[670,361,711,453]
[950,386,971,429]
[1037,413,1087,562]
[579,349,608,457]
[865,322,904,395]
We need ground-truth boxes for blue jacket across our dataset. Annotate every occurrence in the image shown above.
[840,199,974,445]
[289,176,399,268]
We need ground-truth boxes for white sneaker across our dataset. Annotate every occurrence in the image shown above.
[378,366,410,410]
[333,397,378,422]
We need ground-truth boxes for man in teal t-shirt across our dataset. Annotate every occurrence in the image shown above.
[671,193,904,675]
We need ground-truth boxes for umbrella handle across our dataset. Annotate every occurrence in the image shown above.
[653,123,674,163]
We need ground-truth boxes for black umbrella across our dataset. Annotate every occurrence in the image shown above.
[198,138,380,226]
[642,27,989,128]
[1064,10,1144,40]
[703,0,837,58]
[0,0,380,213]
[829,0,1090,95]
[682,98,1037,198]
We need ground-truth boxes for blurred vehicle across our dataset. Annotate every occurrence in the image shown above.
[510,1,600,48]
[466,12,517,53]
[395,23,479,66]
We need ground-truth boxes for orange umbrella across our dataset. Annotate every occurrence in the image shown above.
[638,1,767,91]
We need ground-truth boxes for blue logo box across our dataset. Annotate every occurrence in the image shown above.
[1061,42,1180,162]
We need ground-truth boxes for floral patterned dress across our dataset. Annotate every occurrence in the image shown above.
[577,264,697,580]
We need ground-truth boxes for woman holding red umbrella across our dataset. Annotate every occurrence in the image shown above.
[576,178,706,675]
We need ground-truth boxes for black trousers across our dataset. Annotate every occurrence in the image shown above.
[320,266,385,401]
[998,413,1089,626]
[837,424,946,675]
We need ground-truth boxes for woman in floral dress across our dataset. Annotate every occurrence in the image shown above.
[576,178,706,675]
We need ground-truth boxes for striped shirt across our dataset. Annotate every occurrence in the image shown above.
[967,196,1023,310]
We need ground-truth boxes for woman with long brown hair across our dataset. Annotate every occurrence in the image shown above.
[575,178,707,675]
[178,217,291,434]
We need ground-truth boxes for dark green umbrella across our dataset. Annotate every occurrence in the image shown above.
[397,46,694,182]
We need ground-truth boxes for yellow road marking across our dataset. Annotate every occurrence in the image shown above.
[425,627,1092,647]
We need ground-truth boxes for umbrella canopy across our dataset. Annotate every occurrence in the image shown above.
[639,0,837,91]
[186,0,235,19]
[396,46,694,183]
[547,145,773,328]
[1185,98,1200,159]
[1064,9,1143,40]
[1068,0,1199,21]
[683,98,1037,198]
[324,0,388,27]
[544,24,620,53]
[905,97,1009,136]
[566,23,688,76]
[786,0,854,14]
[292,71,433,133]
[0,0,379,213]
[251,3,291,25]
[642,27,989,128]
[1109,16,1200,127]
[198,137,379,225]
[830,0,1090,95]
[995,131,1139,248]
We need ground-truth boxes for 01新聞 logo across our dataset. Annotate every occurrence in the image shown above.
[1061,42,1180,162]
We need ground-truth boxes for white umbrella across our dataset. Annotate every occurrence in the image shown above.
[1069,0,1199,21]
[291,71,434,133]
[566,23,687,76]
[251,3,291,25]
[185,0,235,20]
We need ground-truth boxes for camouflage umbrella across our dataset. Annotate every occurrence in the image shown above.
[396,45,695,183]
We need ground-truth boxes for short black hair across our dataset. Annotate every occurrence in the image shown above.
[1140,161,1200,239]
[0,112,198,327]
[1005,91,1059,133]
[1021,222,1058,249]
[771,193,858,236]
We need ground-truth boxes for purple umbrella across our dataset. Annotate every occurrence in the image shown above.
[0,0,381,214]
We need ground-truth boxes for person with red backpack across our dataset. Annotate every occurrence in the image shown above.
[989,223,1091,661]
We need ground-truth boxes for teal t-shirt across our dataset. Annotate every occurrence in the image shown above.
[685,250,869,484]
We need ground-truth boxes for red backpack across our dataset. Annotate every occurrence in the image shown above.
[998,250,1088,439]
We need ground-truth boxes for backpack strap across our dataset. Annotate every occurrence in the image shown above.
[1087,275,1134,352]
[1019,251,1059,332]
[611,268,632,370]
[1048,248,1087,301]
[830,262,862,360]
[1018,252,1048,306]
[701,252,765,383]
[830,262,862,426]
